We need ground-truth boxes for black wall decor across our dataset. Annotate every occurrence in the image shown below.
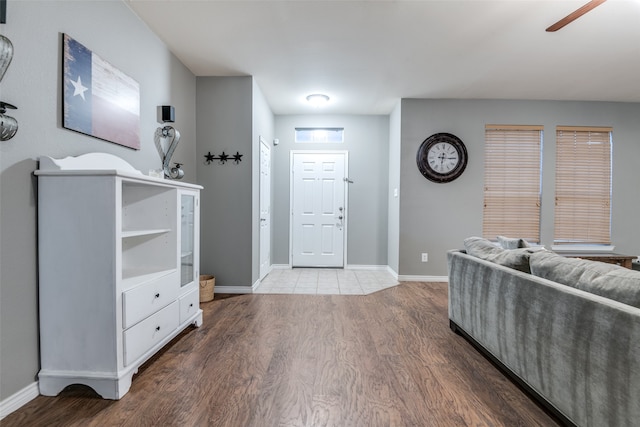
[204,151,243,165]
[158,105,175,123]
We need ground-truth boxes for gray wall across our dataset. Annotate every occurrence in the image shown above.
[196,77,253,287]
[0,1,197,401]
[196,77,274,289]
[272,115,390,266]
[399,99,640,277]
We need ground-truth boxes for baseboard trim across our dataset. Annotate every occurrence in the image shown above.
[215,285,253,294]
[398,275,448,282]
[386,266,399,279]
[345,264,389,271]
[0,382,39,420]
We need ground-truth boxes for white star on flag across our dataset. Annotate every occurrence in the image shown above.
[71,76,89,100]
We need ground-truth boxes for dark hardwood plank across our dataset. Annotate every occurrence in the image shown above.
[2,283,561,427]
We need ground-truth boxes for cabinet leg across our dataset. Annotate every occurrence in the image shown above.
[38,371,133,400]
[193,310,203,327]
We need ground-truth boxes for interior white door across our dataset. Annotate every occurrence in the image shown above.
[259,137,271,279]
[291,152,346,267]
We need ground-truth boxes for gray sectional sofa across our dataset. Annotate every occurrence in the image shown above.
[447,237,640,427]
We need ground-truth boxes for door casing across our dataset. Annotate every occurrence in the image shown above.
[259,136,271,279]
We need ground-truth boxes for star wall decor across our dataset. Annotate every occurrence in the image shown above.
[204,151,243,165]
[218,152,230,163]
[204,151,215,164]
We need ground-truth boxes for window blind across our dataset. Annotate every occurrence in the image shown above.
[554,126,612,245]
[483,125,543,242]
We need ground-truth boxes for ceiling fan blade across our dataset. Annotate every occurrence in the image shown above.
[546,0,607,32]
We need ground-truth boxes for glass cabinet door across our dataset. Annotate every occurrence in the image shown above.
[180,193,195,287]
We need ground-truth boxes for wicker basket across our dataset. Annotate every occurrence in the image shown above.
[199,275,215,302]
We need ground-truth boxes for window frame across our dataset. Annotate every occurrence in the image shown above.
[482,124,544,243]
[553,126,613,248]
[294,127,344,144]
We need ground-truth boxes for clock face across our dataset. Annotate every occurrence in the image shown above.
[416,133,468,183]
[427,142,459,174]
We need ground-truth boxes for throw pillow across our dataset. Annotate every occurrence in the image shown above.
[497,235,531,250]
[464,236,502,257]
[464,236,532,273]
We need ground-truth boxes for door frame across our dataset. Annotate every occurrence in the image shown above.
[289,150,349,268]
[259,136,271,280]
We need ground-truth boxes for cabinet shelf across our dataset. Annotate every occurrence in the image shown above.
[122,229,172,239]
[122,268,178,290]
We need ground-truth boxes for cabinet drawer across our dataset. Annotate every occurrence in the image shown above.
[179,288,200,324]
[122,272,178,329]
[123,301,179,366]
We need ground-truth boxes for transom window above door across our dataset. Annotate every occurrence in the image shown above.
[295,127,344,143]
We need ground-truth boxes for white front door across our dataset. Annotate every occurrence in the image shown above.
[259,137,271,279]
[291,151,347,267]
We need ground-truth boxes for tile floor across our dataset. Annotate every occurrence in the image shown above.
[254,268,399,295]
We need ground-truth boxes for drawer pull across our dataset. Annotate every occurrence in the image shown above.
[155,293,160,298]
[155,326,160,331]
[189,303,194,307]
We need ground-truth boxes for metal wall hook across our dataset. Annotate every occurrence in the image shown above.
[204,151,243,165]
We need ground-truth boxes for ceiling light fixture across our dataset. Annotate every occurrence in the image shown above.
[306,93,330,107]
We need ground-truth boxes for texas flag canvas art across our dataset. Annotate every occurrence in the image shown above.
[63,34,140,150]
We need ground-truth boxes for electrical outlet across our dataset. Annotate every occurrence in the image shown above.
[421,253,428,262]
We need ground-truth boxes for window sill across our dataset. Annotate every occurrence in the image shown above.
[551,245,615,253]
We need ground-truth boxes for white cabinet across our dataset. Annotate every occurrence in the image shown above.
[35,153,203,399]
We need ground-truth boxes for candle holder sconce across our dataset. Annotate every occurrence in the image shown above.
[1,34,18,142]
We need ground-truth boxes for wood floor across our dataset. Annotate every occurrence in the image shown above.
[3,282,561,427]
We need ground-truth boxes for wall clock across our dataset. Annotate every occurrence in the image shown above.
[416,133,468,183]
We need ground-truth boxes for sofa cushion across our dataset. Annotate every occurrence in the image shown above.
[530,251,640,308]
[530,251,616,286]
[585,269,640,309]
[497,235,531,249]
[464,236,532,273]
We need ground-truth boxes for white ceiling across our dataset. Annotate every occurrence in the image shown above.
[125,0,640,115]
